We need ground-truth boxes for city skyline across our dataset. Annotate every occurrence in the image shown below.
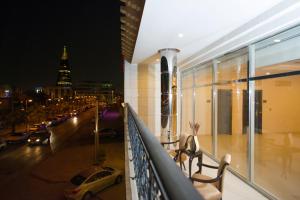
[0,0,122,90]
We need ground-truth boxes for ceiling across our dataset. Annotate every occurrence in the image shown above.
[131,0,285,64]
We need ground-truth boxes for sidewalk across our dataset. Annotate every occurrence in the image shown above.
[31,144,96,183]
[31,137,125,183]
[30,138,125,199]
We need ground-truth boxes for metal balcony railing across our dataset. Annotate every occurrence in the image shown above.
[125,103,203,200]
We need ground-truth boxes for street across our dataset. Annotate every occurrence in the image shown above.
[0,108,125,200]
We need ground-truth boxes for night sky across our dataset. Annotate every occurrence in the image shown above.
[0,0,122,90]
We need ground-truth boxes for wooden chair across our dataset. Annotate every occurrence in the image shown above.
[180,135,203,178]
[191,154,231,200]
[166,134,189,170]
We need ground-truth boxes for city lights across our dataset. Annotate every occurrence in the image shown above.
[72,116,78,125]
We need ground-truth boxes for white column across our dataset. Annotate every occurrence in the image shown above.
[158,48,180,137]
[124,60,138,112]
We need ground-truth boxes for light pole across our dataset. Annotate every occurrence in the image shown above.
[25,99,32,132]
[94,97,100,164]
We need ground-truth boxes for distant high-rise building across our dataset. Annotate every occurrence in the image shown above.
[56,46,72,87]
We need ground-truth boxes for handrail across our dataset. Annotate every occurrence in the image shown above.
[126,103,203,200]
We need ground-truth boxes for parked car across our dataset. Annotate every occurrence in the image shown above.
[49,117,60,126]
[64,166,122,200]
[29,123,46,132]
[27,130,51,145]
[5,132,31,144]
[57,114,68,122]
[0,137,7,150]
[45,118,56,126]
[70,110,78,117]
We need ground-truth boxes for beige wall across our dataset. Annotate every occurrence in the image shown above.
[195,86,212,135]
[258,75,300,134]
[180,74,300,136]
[124,60,161,136]
[124,61,138,112]
[181,72,194,135]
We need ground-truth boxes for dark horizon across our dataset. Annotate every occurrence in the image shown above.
[0,0,123,90]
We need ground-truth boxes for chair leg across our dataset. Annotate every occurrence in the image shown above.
[197,154,203,174]
[182,162,186,170]
[189,156,193,178]
[179,152,182,170]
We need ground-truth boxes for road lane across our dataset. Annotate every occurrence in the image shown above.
[48,109,95,152]
[0,108,95,188]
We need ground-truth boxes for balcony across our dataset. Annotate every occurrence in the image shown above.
[124,103,269,200]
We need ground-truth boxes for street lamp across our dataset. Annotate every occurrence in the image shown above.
[94,97,100,164]
[25,99,33,132]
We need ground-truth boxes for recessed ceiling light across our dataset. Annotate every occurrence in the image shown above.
[273,39,281,43]
[266,72,270,75]
[178,33,184,38]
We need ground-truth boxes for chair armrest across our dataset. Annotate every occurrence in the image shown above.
[198,163,218,169]
[161,140,179,145]
[191,175,221,184]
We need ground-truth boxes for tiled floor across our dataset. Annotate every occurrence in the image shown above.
[197,132,300,200]
[181,154,268,200]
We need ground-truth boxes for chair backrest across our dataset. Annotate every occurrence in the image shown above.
[216,154,231,192]
[179,134,188,150]
[185,135,200,152]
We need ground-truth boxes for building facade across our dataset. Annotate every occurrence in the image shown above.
[74,81,114,103]
[44,46,73,99]
[44,86,73,100]
[57,46,72,87]
[122,1,300,200]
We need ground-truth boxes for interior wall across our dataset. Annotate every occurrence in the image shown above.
[124,61,138,112]
[258,75,300,133]
[195,86,212,135]
[190,74,300,135]
[181,72,194,135]
[136,62,161,135]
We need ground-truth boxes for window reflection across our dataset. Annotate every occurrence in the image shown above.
[215,50,248,177]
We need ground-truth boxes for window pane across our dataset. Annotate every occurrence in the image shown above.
[253,26,300,200]
[216,49,248,82]
[195,86,212,153]
[216,50,248,177]
[194,63,213,86]
[254,75,300,200]
[181,88,193,135]
[216,82,248,177]
[255,25,300,76]
[181,70,193,89]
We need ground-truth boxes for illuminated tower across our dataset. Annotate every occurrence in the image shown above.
[57,46,72,87]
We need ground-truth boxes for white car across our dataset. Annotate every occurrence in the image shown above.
[0,138,7,150]
[64,166,122,200]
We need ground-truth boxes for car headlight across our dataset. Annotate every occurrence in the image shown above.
[36,139,40,142]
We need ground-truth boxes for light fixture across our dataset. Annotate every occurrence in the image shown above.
[178,33,184,38]
[266,72,270,75]
[156,58,160,62]
[273,39,281,43]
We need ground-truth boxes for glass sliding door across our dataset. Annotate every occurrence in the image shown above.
[253,26,300,200]
[179,24,300,200]
[181,71,194,135]
[194,63,213,154]
[215,49,249,177]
